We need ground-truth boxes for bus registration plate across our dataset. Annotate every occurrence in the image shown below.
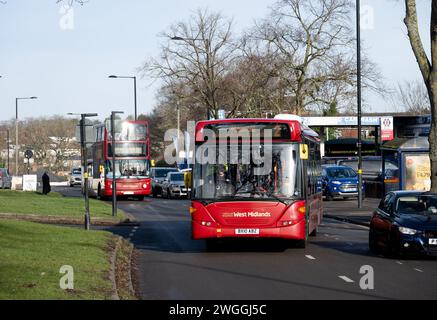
[236,229,260,235]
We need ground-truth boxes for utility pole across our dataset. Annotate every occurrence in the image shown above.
[357,0,363,209]
[69,112,98,230]
[111,111,124,217]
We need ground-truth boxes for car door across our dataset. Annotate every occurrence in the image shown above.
[373,193,395,246]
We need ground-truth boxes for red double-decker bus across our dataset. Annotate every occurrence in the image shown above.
[87,119,151,200]
[190,117,323,248]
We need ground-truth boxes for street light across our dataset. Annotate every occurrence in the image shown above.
[108,75,137,120]
[67,112,98,230]
[15,97,37,176]
[110,111,124,217]
[356,0,363,208]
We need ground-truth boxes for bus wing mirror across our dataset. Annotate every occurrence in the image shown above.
[300,144,309,160]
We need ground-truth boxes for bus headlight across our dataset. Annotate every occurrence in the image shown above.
[143,183,149,189]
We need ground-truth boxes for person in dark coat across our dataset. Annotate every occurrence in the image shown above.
[42,172,51,195]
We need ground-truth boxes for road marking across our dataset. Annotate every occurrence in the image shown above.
[305,255,316,260]
[127,238,132,241]
[414,268,424,273]
[396,261,403,265]
[339,276,355,283]
[129,233,134,238]
[132,229,137,233]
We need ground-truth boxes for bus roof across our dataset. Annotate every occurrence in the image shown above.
[195,118,319,142]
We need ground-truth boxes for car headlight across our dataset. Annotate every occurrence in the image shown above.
[332,181,342,185]
[398,227,418,235]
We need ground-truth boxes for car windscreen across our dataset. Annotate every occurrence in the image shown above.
[154,169,178,178]
[396,195,437,215]
[326,167,357,179]
[169,174,184,182]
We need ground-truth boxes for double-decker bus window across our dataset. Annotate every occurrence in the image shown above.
[106,121,148,141]
[105,159,149,179]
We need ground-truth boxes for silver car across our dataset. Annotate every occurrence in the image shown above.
[161,172,190,199]
[69,168,82,187]
[0,168,11,189]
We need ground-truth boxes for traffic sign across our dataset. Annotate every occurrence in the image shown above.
[24,149,33,159]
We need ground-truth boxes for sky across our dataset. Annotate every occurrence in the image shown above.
[0,0,432,122]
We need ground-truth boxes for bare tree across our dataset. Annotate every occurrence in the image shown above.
[404,0,437,191]
[252,0,385,115]
[142,9,238,119]
[395,80,430,114]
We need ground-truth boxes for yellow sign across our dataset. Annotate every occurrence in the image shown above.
[151,160,156,167]
[300,144,309,160]
[184,172,192,189]
[99,165,104,174]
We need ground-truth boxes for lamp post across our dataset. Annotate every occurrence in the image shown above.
[109,75,137,120]
[356,0,363,209]
[110,111,124,217]
[68,112,98,230]
[15,97,37,176]
[170,36,212,120]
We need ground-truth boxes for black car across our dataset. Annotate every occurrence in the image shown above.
[369,191,437,256]
[150,167,179,197]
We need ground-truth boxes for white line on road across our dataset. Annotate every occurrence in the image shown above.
[305,255,316,260]
[414,268,424,273]
[339,276,355,283]
[396,261,403,265]
[132,229,137,233]
[129,233,134,238]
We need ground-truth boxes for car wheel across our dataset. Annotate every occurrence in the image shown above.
[167,189,172,199]
[326,194,333,201]
[152,188,157,198]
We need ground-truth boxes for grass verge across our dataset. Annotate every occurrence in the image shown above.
[0,190,127,222]
[0,220,117,300]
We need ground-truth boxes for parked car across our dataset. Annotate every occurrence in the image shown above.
[150,167,179,197]
[0,168,12,189]
[322,165,364,201]
[69,168,82,187]
[369,191,437,257]
[337,157,398,182]
[161,172,190,199]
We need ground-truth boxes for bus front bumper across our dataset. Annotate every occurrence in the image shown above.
[192,220,307,240]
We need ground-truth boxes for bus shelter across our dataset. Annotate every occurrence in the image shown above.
[381,137,431,195]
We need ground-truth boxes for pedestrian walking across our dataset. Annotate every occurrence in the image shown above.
[42,171,51,195]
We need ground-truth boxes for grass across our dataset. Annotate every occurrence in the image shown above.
[0,220,115,300]
[0,190,126,221]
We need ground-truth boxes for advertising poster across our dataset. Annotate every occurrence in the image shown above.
[405,154,431,191]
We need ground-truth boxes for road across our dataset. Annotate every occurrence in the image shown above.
[57,186,437,300]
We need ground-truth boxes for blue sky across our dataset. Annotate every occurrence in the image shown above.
[0,0,431,121]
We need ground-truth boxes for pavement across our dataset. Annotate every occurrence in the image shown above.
[323,198,380,227]
[53,187,437,300]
